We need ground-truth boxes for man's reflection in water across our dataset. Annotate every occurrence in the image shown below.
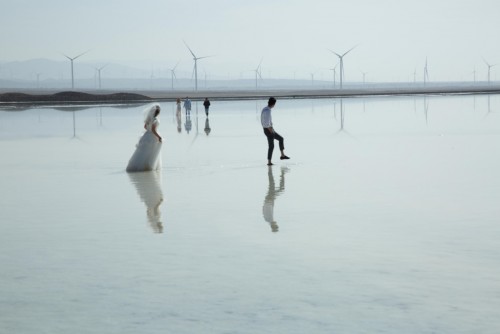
[204,117,211,136]
[128,171,164,233]
[263,166,289,232]
[184,114,192,134]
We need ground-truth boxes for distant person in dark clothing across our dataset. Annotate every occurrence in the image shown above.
[203,98,211,116]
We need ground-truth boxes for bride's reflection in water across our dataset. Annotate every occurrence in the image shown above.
[176,108,182,133]
[263,166,289,232]
[128,171,164,233]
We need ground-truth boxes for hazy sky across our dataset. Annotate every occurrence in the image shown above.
[1,0,499,82]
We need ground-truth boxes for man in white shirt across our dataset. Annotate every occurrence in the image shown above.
[261,97,290,166]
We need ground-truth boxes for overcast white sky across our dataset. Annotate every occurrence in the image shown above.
[1,0,499,82]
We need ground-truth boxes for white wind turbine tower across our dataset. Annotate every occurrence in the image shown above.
[310,72,316,86]
[254,59,263,89]
[63,51,89,90]
[329,46,356,89]
[423,58,429,86]
[183,41,211,91]
[329,65,337,88]
[309,70,321,87]
[36,73,42,89]
[169,61,180,90]
[483,58,496,84]
[95,64,107,90]
[361,71,368,84]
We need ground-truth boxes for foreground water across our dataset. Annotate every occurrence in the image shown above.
[1,95,499,333]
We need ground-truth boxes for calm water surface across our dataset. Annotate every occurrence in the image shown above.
[1,95,499,333]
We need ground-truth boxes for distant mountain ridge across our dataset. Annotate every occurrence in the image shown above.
[0,91,151,104]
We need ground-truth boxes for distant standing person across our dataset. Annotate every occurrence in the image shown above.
[261,97,290,166]
[183,97,192,116]
[203,98,211,116]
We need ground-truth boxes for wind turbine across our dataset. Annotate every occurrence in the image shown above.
[254,58,263,89]
[183,41,211,91]
[423,58,429,86]
[361,71,368,84]
[36,73,42,89]
[329,65,337,88]
[329,45,357,89]
[63,51,89,90]
[309,70,321,87]
[169,61,180,90]
[149,70,155,90]
[94,64,107,90]
[483,58,496,84]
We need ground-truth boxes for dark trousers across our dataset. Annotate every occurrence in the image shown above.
[264,128,284,160]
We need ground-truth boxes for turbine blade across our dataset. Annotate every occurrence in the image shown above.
[73,50,90,60]
[183,40,196,58]
[257,57,263,70]
[342,45,357,57]
[329,49,342,58]
[197,55,213,60]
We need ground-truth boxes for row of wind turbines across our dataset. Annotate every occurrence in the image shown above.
[179,43,359,90]
[61,43,497,91]
[61,43,359,91]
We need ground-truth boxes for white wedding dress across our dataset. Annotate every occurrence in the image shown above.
[126,117,162,172]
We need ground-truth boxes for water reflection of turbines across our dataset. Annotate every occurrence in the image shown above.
[54,105,91,138]
[423,97,430,125]
[97,106,103,126]
[333,99,346,132]
[339,99,346,131]
[334,99,355,138]
[485,95,493,116]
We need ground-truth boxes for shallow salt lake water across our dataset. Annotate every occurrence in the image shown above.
[1,95,500,333]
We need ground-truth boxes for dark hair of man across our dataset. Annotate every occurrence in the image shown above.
[268,97,276,106]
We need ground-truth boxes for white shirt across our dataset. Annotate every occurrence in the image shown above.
[261,106,273,128]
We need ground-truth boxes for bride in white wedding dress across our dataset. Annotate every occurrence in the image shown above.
[126,104,163,172]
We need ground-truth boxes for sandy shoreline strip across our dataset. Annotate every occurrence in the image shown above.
[1,85,500,106]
